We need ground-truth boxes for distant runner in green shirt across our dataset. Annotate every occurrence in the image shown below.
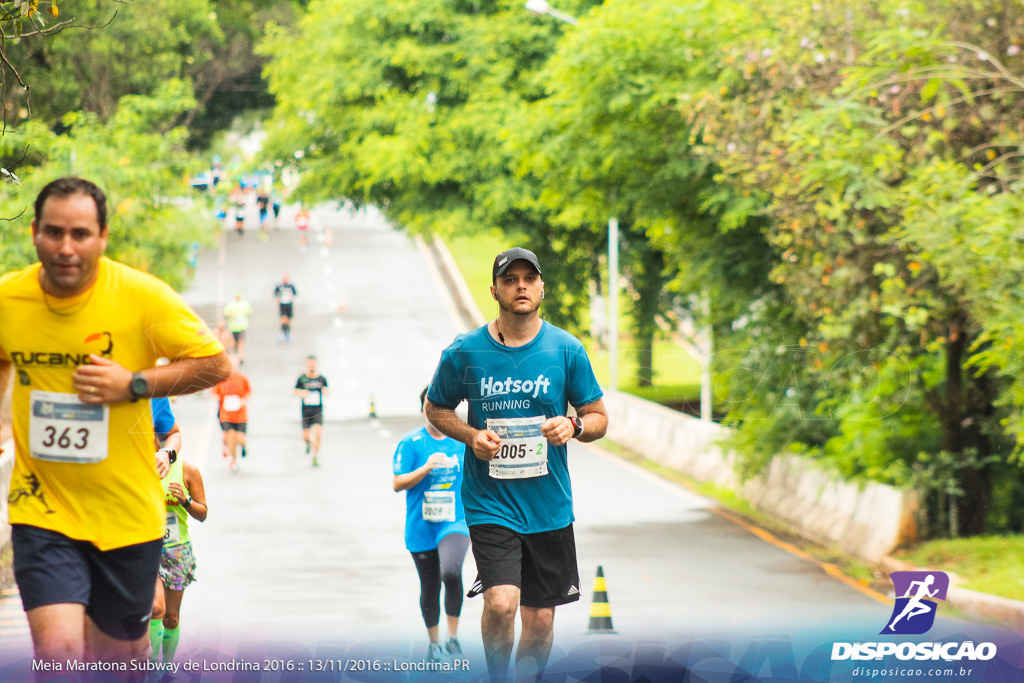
[223,291,252,364]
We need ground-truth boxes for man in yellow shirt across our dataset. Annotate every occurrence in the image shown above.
[0,177,231,668]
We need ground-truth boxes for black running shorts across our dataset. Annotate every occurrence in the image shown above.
[301,407,324,429]
[13,524,162,641]
[467,523,580,608]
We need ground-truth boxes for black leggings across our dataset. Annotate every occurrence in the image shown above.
[410,533,470,628]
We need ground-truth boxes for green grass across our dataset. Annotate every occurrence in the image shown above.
[896,536,1024,601]
[444,232,703,394]
[583,338,703,391]
[621,383,702,406]
[446,231,509,321]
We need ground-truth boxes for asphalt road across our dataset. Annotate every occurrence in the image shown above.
[0,202,925,679]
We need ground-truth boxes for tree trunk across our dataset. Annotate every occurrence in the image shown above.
[943,314,994,536]
[637,333,654,387]
[626,235,667,389]
[959,354,997,536]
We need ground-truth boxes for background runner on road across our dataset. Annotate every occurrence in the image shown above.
[231,184,246,237]
[149,397,207,664]
[294,355,328,466]
[274,274,297,343]
[295,206,310,253]
[256,189,270,241]
[223,291,251,365]
[214,355,251,472]
[393,388,471,664]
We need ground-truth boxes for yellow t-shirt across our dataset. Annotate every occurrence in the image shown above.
[0,257,223,550]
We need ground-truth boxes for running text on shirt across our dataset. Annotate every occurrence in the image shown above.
[480,373,550,411]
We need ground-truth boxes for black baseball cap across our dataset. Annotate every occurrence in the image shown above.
[492,247,542,282]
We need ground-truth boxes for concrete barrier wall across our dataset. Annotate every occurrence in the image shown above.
[603,391,917,562]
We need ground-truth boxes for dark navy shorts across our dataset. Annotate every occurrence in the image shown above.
[13,524,163,640]
[467,523,580,608]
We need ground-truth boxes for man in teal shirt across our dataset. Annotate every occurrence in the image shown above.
[426,247,608,681]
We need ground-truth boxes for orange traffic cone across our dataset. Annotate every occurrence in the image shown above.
[586,565,616,634]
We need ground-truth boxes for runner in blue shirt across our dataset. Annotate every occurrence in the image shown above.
[393,388,471,664]
[425,247,608,681]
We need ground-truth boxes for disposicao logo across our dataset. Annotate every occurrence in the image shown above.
[883,571,949,635]
[830,570,997,663]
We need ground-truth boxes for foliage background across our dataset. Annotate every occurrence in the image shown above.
[4,0,1024,538]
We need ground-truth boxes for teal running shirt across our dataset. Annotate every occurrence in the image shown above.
[427,322,602,534]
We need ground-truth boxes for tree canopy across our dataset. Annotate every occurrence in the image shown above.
[0,0,303,287]
[5,0,1024,537]
[259,0,1024,536]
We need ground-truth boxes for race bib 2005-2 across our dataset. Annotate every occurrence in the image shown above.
[486,415,548,479]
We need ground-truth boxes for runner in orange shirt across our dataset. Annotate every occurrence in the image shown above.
[212,355,251,472]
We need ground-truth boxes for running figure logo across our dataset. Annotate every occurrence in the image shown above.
[882,571,949,635]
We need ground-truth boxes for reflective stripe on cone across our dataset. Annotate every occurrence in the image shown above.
[587,565,616,634]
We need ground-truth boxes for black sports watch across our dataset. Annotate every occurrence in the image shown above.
[129,372,149,402]
[569,417,584,439]
[159,448,177,465]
